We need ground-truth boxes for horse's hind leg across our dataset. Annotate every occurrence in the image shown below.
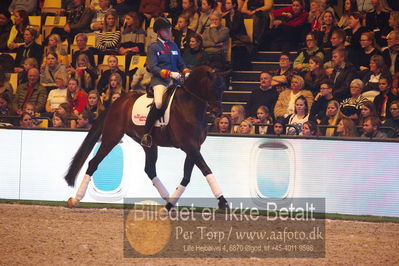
[67,129,124,208]
[144,146,169,201]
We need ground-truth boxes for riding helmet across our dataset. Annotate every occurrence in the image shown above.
[153,18,172,33]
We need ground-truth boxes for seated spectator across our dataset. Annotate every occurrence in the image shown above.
[382,31,399,75]
[361,116,387,138]
[173,15,195,53]
[252,105,273,134]
[366,0,391,47]
[286,95,310,135]
[383,100,399,137]
[310,79,335,122]
[0,92,11,117]
[238,119,254,134]
[51,0,95,43]
[14,28,43,68]
[345,12,368,51]
[42,34,69,67]
[304,55,327,95]
[340,79,368,119]
[119,12,146,67]
[223,0,251,70]
[16,57,38,85]
[337,0,358,29]
[336,117,357,137]
[110,92,122,103]
[139,0,167,22]
[40,52,68,88]
[359,100,377,126]
[272,119,286,135]
[0,68,12,96]
[274,75,314,119]
[202,12,229,66]
[361,55,390,100]
[323,28,346,62]
[230,104,245,133]
[357,0,373,13]
[67,77,88,116]
[12,68,47,114]
[315,10,339,50]
[294,32,324,73]
[86,90,105,119]
[97,55,126,94]
[52,110,68,128]
[357,31,382,71]
[90,0,115,32]
[114,0,139,22]
[19,111,33,128]
[196,0,216,34]
[181,0,199,31]
[271,52,295,93]
[246,71,278,119]
[71,33,96,68]
[214,114,232,133]
[101,72,126,107]
[374,76,399,120]
[7,10,28,50]
[268,0,309,51]
[308,0,322,32]
[302,120,318,136]
[182,33,210,69]
[76,109,95,129]
[319,100,341,136]
[95,10,121,62]
[0,11,12,52]
[58,102,76,128]
[329,48,356,101]
[45,72,68,113]
[69,54,98,93]
[165,0,183,25]
[131,66,152,93]
[8,0,37,15]
[241,0,272,47]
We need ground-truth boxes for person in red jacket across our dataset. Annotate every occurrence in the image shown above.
[67,77,88,116]
[268,0,309,51]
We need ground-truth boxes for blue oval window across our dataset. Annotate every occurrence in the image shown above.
[92,144,124,192]
[256,143,290,198]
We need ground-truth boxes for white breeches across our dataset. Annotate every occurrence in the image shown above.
[153,84,167,109]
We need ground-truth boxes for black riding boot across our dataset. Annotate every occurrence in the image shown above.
[141,106,162,148]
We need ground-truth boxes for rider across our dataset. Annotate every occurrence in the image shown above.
[141,17,191,148]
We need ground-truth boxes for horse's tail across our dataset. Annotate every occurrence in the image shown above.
[64,109,108,187]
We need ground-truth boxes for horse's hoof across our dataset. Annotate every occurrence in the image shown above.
[218,196,230,210]
[67,197,79,208]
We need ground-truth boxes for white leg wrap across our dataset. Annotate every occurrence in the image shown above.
[168,185,186,205]
[152,177,169,200]
[205,174,222,198]
[75,174,91,201]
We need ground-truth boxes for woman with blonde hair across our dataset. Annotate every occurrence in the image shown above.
[96,10,121,62]
[336,117,357,137]
[69,54,98,93]
[238,119,254,134]
[43,34,68,66]
[230,104,245,133]
[320,100,341,136]
[86,89,105,118]
[101,72,125,107]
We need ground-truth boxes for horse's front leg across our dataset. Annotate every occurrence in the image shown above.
[166,154,195,210]
[143,145,169,201]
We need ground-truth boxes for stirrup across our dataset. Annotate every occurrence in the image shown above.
[141,134,152,148]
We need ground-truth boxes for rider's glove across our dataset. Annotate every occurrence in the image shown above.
[170,72,181,80]
[184,72,190,79]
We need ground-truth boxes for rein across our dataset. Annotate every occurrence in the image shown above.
[180,84,208,105]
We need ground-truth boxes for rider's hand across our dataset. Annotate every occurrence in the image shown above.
[170,72,181,80]
[184,72,190,79]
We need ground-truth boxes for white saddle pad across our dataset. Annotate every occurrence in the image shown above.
[132,90,176,126]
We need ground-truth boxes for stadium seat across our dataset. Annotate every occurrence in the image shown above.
[244,19,253,42]
[129,56,146,71]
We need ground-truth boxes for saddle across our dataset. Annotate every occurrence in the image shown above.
[131,85,179,126]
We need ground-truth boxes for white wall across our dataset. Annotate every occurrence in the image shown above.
[1,129,398,217]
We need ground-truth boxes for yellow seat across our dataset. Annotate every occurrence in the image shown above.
[0,53,16,59]
[226,38,232,62]
[9,73,18,94]
[129,56,146,71]
[29,16,41,30]
[244,19,253,42]
[42,0,64,13]
[35,118,49,128]
[42,16,67,39]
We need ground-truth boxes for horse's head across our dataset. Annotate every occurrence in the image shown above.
[185,66,225,117]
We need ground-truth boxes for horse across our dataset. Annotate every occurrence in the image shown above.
[65,65,229,210]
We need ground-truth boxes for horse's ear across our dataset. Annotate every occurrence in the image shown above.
[216,69,232,78]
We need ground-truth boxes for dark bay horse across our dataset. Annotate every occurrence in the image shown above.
[65,66,229,210]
